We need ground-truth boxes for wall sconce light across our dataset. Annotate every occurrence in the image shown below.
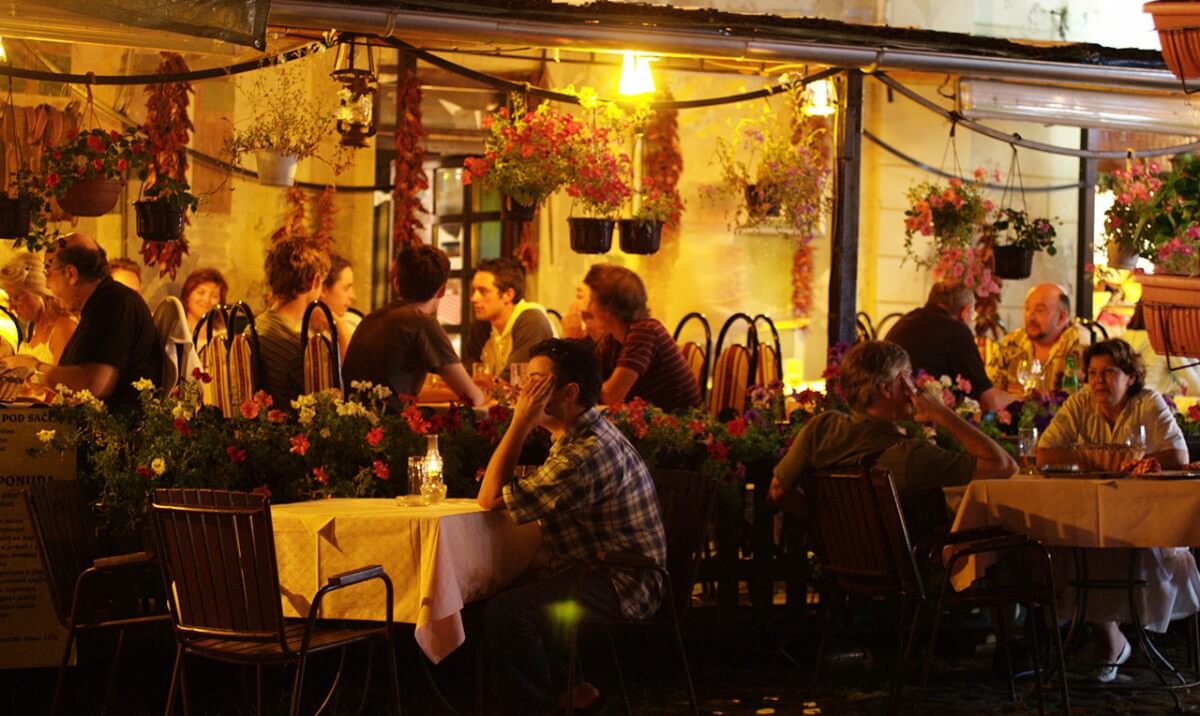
[802,78,836,117]
[331,38,379,148]
[618,51,656,96]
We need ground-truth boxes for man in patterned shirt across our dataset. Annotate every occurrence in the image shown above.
[987,283,1084,394]
[477,337,667,714]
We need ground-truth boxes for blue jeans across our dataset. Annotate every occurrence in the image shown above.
[485,565,622,715]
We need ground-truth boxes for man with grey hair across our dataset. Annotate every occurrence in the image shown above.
[768,340,1016,541]
[988,283,1083,394]
[886,281,1015,412]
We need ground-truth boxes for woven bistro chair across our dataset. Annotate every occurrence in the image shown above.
[709,313,758,419]
[196,303,261,416]
[672,312,712,402]
[752,314,783,386]
[300,299,342,394]
[25,480,169,716]
[150,489,402,716]
[565,468,717,716]
[803,466,1069,716]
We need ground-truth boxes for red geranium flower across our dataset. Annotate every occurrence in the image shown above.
[227,446,247,463]
[366,427,384,447]
[173,418,191,436]
[312,466,328,485]
[240,400,259,420]
[372,460,389,480]
[289,434,309,456]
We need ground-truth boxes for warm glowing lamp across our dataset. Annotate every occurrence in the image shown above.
[618,52,656,96]
[331,38,379,148]
[803,78,836,117]
[0,38,7,64]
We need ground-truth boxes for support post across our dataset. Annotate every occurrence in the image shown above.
[828,69,863,348]
[1076,128,1097,319]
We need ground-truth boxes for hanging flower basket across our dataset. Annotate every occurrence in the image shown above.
[501,195,537,223]
[1137,273,1200,358]
[1145,1,1200,79]
[568,217,614,254]
[58,177,124,217]
[992,245,1034,280]
[255,150,298,187]
[134,200,186,242]
[618,219,662,254]
[0,196,33,239]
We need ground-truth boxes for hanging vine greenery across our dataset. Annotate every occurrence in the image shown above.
[140,52,194,279]
[392,66,427,248]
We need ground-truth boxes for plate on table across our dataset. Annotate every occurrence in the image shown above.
[1037,464,1126,479]
[1139,470,1200,480]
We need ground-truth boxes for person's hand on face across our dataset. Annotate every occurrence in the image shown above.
[902,372,947,423]
[513,373,555,427]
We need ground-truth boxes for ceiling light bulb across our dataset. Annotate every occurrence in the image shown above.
[618,51,656,96]
[803,79,835,117]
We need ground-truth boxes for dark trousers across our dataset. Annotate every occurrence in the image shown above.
[485,566,622,715]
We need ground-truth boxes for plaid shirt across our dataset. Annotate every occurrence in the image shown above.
[504,408,667,619]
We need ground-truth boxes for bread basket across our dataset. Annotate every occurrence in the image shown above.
[0,366,32,402]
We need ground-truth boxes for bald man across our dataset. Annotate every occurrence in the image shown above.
[1,234,160,406]
[987,283,1083,394]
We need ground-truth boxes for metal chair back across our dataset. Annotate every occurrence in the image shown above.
[752,313,783,385]
[710,313,758,417]
[300,299,342,393]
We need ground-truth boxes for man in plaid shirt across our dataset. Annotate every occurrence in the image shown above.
[478,338,667,714]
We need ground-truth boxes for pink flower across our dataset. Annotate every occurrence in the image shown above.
[173,418,191,436]
[267,409,286,424]
[955,376,972,395]
[725,417,747,437]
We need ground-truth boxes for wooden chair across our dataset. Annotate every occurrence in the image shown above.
[803,466,1069,715]
[709,313,758,418]
[300,299,342,394]
[25,480,170,716]
[150,489,403,716]
[672,312,712,401]
[565,469,717,716]
[752,314,783,386]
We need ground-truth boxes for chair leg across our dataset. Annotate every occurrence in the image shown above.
[566,619,582,716]
[915,582,953,716]
[51,625,77,716]
[893,598,920,716]
[289,654,308,716]
[995,605,1016,703]
[357,642,376,715]
[383,629,403,716]
[165,643,184,716]
[313,647,348,716]
[1046,600,1071,715]
[256,665,264,716]
[666,597,700,716]
[604,629,631,716]
[100,627,126,716]
[1027,606,1046,716]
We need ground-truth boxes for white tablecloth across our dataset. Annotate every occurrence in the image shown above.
[272,498,540,662]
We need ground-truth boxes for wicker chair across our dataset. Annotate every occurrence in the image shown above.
[150,489,402,716]
[672,312,712,402]
[195,302,260,416]
[709,313,759,418]
[300,299,342,394]
[25,480,170,715]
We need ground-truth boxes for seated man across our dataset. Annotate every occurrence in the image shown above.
[463,257,554,381]
[1,233,160,407]
[886,280,1013,412]
[988,283,1084,394]
[768,340,1016,542]
[477,338,667,714]
[342,244,485,406]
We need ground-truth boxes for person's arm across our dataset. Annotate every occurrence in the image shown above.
[979,386,1017,413]
[40,362,120,399]
[601,366,640,407]
[437,362,487,406]
[477,372,553,509]
[48,316,76,364]
[910,381,1016,478]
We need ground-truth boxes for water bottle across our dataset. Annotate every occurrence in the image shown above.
[1061,354,1079,393]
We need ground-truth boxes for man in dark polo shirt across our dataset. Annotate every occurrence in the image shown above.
[342,244,486,406]
[17,233,159,407]
[885,281,1014,412]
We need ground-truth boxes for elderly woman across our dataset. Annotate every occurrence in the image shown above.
[0,252,77,365]
[1037,338,1200,682]
[583,265,700,413]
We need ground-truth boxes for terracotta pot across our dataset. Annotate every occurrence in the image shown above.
[134,200,186,241]
[255,151,298,187]
[58,177,123,217]
[1146,2,1200,79]
[501,195,537,223]
[992,245,1034,279]
[1107,240,1140,270]
[568,217,614,254]
[744,184,780,217]
[618,219,663,254]
[1137,272,1200,358]
[0,196,33,239]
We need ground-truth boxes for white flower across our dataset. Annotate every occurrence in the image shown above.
[939,375,952,388]
[372,384,392,401]
[132,378,155,392]
[151,457,166,476]
[957,398,981,416]
[36,429,56,443]
[335,399,369,418]
[923,426,938,440]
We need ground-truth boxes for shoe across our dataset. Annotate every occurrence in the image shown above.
[1092,639,1132,683]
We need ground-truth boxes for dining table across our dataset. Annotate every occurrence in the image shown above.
[271,497,541,663]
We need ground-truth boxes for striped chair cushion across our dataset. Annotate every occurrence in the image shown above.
[303,334,337,394]
[198,339,233,417]
[756,344,779,386]
[680,341,706,394]
[227,331,256,410]
[709,344,751,418]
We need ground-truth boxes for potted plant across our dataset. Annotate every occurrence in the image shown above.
[0,169,47,245]
[989,207,1057,279]
[902,174,993,268]
[224,58,339,187]
[134,173,198,242]
[619,180,683,254]
[43,126,147,217]
[1101,159,1166,268]
[1145,1,1200,80]
[564,120,631,254]
[462,98,581,222]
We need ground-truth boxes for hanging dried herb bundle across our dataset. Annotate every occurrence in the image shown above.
[271,188,309,243]
[392,67,427,247]
[640,99,683,230]
[140,52,194,279]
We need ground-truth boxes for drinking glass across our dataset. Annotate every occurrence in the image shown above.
[406,457,425,505]
[1016,359,1032,393]
[509,362,529,391]
[472,363,493,381]
[1125,424,1148,462]
[1017,426,1039,475]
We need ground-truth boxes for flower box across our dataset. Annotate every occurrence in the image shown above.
[1145,1,1200,79]
[1137,272,1200,357]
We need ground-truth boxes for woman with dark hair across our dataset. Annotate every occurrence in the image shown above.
[180,267,229,330]
[1038,338,1198,683]
[583,265,700,412]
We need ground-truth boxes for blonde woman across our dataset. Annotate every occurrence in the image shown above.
[0,252,76,365]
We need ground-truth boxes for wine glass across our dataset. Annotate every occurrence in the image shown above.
[1016,359,1032,393]
[1029,358,1045,393]
[509,362,529,391]
[1017,426,1039,476]
[1124,424,1148,462]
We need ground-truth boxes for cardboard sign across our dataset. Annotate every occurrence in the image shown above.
[0,407,75,668]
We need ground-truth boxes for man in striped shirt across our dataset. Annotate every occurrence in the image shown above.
[477,338,667,714]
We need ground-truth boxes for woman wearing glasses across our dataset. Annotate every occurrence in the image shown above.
[1037,339,1198,683]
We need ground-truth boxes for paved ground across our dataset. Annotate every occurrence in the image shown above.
[4,601,1198,714]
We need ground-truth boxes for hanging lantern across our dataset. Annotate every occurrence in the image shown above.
[331,38,379,148]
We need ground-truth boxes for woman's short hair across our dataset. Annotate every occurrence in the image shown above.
[181,267,229,307]
[839,340,911,413]
[264,238,330,303]
[1084,338,1145,395]
[0,251,67,318]
[583,265,649,325]
[393,244,450,302]
[324,255,352,289]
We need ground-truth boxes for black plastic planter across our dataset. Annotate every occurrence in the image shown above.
[568,217,614,254]
[618,219,663,254]
[992,245,1034,280]
[135,200,186,242]
[0,196,33,239]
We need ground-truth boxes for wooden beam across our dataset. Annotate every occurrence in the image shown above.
[1076,128,1097,319]
[828,69,863,348]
